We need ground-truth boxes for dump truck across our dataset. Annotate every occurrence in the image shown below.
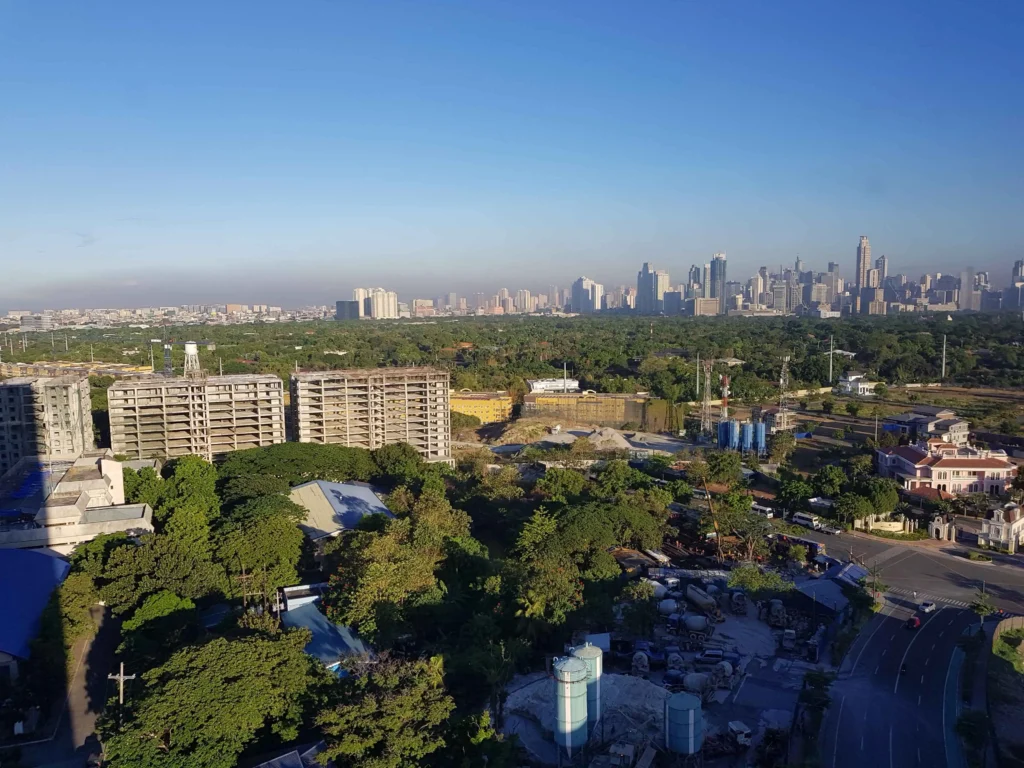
[686,584,724,622]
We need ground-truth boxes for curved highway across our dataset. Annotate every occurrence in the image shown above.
[823,600,974,768]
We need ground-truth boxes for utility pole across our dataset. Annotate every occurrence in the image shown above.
[941,334,947,381]
[695,352,700,396]
[219,357,223,375]
[150,346,155,371]
[108,662,136,725]
[828,335,834,383]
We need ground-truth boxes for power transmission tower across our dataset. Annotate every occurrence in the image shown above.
[778,355,792,431]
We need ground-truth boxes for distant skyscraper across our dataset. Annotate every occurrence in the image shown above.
[702,264,711,298]
[636,262,661,314]
[515,289,531,313]
[571,277,603,313]
[867,268,881,289]
[828,261,840,274]
[856,236,871,289]
[688,264,702,288]
[353,287,371,318]
[795,257,805,273]
[1014,260,1024,281]
[875,254,889,282]
[709,253,727,314]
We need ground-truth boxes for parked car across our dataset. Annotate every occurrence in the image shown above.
[820,525,843,536]
[919,601,937,614]
[694,648,724,664]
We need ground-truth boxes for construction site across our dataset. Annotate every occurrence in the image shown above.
[107,342,286,461]
[502,541,849,768]
[289,367,451,462]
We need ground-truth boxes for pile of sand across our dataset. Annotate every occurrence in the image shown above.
[585,427,633,452]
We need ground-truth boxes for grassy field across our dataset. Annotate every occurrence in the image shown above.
[989,628,1024,768]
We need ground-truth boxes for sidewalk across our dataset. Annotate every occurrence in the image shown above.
[968,623,997,768]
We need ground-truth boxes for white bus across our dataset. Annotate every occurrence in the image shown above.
[751,503,775,519]
[792,512,822,531]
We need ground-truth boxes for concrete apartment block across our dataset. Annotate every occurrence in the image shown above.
[0,376,94,476]
[290,367,451,461]
[108,374,286,461]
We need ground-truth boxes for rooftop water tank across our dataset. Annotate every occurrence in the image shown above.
[553,656,589,755]
[665,691,704,755]
[571,643,603,727]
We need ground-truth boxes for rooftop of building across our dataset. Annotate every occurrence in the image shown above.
[290,367,447,382]
[109,373,283,389]
[450,390,510,399]
[288,480,394,541]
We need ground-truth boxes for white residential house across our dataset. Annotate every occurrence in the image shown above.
[978,503,1024,553]
[835,372,880,397]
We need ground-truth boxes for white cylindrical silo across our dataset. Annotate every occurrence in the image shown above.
[553,656,589,756]
[571,643,603,727]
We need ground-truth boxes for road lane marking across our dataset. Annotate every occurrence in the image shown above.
[931,644,936,651]
[918,747,921,763]
[921,675,925,684]
[926,657,931,666]
[895,606,945,695]
[850,602,894,675]
[861,735,865,751]
[832,695,846,768]
[918,694,922,705]
[882,649,887,657]
[875,665,880,675]
[939,630,945,638]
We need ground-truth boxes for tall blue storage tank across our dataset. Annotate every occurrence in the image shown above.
[728,420,740,450]
[717,421,729,447]
[741,422,753,452]
[665,692,704,754]
[754,422,767,455]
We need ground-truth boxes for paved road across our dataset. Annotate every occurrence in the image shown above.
[793,531,1024,612]
[822,601,975,768]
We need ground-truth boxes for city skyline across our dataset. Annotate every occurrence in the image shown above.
[2,2,1022,308]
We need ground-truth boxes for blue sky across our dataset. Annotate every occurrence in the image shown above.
[1,0,1022,309]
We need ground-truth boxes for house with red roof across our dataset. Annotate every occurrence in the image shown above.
[876,440,1017,497]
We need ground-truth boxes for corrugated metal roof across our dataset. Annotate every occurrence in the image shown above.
[280,603,368,665]
[289,481,393,540]
[0,549,70,658]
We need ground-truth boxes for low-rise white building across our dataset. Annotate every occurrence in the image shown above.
[0,451,153,554]
[835,372,880,397]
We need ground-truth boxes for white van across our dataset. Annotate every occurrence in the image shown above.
[792,512,821,530]
[693,488,709,500]
[751,503,774,519]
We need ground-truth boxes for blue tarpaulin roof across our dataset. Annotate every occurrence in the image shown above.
[280,603,368,666]
[0,549,70,658]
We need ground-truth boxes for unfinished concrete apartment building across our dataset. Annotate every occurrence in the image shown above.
[108,375,286,461]
[290,368,451,461]
[0,376,95,477]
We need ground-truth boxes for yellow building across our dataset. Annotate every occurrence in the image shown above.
[522,391,649,426]
[450,390,513,424]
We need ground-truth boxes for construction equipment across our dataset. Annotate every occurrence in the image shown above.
[631,652,650,678]
[781,629,797,650]
[686,584,724,622]
[729,589,747,615]
[729,721,752,747]
[766,599,788,628]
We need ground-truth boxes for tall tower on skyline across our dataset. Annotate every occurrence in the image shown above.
[856,236,871,290]
[876,254,889,282]
[636,262,668,314]
[710,253,727,314]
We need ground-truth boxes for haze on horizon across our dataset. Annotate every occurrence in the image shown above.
[2,1,1022,311]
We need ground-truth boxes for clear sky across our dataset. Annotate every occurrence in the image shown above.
[2,0,1022,309]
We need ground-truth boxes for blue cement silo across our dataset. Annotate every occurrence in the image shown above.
[553,656,589,755]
